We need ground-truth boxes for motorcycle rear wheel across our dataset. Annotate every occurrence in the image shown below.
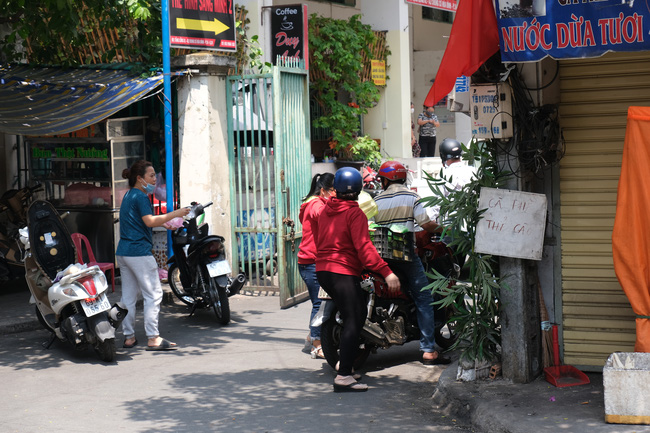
[321,312,371,371]
[168,264,195,306]
[208,277,230,325]
[94,338,116,362]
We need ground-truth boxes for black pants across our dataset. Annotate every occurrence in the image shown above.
[317,271,366,376]
[419,135,437,158]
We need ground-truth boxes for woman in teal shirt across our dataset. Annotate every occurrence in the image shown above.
[117,160,189,351]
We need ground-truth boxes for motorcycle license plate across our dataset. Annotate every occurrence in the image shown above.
[207,260,231,277]
[81,293,111,317]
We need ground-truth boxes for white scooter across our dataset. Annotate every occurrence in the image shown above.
[21,200,127,362]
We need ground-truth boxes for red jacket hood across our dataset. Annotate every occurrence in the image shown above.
[324,198,359,216]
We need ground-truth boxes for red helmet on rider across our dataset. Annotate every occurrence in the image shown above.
[377,161,408,181]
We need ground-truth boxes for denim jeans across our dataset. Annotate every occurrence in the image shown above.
[386,257,437,353]
[298,263,322,340]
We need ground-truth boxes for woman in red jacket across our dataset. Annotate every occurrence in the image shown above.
[316,167,400,392]
[298,172,335,359]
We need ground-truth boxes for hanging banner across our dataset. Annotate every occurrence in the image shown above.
[406,0,457,13]
[271,4,309,68]
[169,0,236,52]
[495,0,649,62]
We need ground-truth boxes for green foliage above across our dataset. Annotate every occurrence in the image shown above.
[0,0,160,68]
[308,14,381,153]
[420,139,511,363]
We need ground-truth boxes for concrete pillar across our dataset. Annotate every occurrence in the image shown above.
[360,0,411,158]
[172,54,237,257]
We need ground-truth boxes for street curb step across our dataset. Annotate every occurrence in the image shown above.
[432,361,513,433]
[0,293,174,336]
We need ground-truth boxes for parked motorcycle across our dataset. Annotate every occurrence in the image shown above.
[361,165,381,198]
[319,230,461,370]
[22,200,127,362]
[0,184,42,282]
[167,201,246,325]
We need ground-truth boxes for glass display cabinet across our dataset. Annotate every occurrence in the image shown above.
[27,116,147,264]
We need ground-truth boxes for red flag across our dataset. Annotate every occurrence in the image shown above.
[423,0,500,107]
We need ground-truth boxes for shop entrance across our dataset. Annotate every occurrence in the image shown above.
[227,59,311,307]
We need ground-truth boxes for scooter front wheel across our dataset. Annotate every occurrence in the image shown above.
[35,305,55,332]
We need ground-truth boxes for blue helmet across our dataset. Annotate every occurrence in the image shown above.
[333,167,363,194]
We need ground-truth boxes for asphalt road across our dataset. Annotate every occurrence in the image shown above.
[0,293,475,433]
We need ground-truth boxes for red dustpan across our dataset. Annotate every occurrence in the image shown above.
[543,325,590,387]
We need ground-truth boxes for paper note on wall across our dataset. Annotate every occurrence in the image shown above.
[474,187,547,261]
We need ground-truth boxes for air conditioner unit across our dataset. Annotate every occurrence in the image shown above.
[447,76,470,113]
[469,83,513,139]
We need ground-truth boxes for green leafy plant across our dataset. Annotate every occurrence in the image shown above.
[236,21,271,74]
[339,135,382,170]
[420,138,511,364]
[309,14,382,158]
[0,1,255,75]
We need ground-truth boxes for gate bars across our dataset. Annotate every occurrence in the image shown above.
[227,58,311,307]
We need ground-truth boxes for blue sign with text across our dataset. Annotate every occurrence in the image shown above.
[496,0,649,62]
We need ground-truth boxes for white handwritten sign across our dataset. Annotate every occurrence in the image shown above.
[474,188,547,261]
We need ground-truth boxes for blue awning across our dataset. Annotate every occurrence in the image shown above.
[0,65,163,136]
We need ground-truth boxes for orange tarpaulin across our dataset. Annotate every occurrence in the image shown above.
[612,106,650,352]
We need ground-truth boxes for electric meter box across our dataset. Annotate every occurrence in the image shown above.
[469,83,513,139]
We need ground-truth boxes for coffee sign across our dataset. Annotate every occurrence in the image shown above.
[271,5,308,68]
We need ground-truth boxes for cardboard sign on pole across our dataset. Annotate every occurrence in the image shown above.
[474,187,547,261]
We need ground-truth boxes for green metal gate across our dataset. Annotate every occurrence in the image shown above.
[227,58,311,308]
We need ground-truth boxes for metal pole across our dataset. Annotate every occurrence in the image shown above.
[162,0,174,257]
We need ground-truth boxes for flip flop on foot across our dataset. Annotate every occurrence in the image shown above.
[123,338,138,349]
[146,338,177,351]
[333,381,368,392]
[422,351,451,365]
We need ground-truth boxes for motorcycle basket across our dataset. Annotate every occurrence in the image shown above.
[370,226,414,262]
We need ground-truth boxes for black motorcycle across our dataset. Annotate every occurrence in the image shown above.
[320,269,420,370]
[167,201,246,324]
[0,184,42,282]
[320,231,461,370]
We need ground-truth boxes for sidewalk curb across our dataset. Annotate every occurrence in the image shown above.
[0,320,41,336]
[433,361,513,433]
[0,288,174,336]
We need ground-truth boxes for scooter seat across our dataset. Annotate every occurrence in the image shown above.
[27,200,76,280]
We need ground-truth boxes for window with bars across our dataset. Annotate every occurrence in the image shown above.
[422,7,453,23]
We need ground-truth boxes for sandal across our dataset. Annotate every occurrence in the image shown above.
[311,345,325,359]
[123,338,138,349]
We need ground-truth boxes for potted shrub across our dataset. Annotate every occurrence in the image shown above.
[309,15,385,168]
[420,138,511,380]
[330,135,382,171]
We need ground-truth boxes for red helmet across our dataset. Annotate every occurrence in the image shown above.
[378,161,408,181]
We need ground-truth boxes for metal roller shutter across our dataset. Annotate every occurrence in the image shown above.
[559,51,650,369]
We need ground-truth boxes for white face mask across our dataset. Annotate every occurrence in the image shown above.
[411,108,415,114]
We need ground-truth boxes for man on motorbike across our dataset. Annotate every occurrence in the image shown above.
[429,138,476,268]
[374,160,451,365]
